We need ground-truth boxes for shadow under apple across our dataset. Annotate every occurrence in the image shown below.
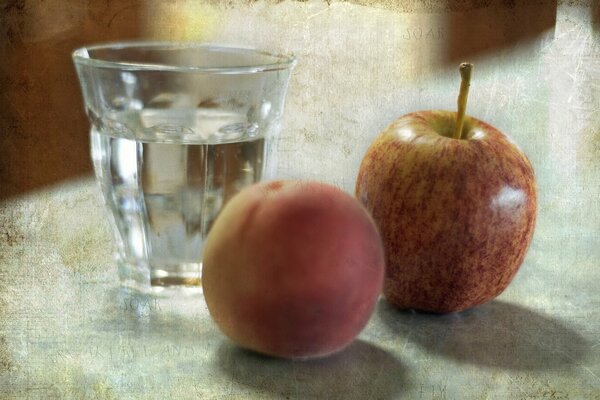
[214,339,410,400]
[377,299,590,371]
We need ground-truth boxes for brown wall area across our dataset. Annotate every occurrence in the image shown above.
[0,0,144,199]
[0,0,560,200]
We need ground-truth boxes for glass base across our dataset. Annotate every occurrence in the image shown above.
[150,269,202,287]
[118,259,202,295]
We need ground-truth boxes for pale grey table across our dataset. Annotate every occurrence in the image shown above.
[0,170,598,399]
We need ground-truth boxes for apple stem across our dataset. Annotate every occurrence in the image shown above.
[453,62,473,140]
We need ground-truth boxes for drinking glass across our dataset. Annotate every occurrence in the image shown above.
[73,42,296,292]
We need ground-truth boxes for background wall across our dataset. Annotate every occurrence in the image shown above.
[1,0,144,199]
[1,0,590,199]
[2,0,597,248]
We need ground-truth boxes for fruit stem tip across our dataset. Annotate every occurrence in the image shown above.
[459,62,473,81]
[454,62,473,140]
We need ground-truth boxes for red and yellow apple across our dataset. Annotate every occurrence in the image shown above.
[202,180,385,359]
[356,64,537,313]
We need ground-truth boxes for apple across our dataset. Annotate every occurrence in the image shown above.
[355,63,537,313]
[202,180,385,359]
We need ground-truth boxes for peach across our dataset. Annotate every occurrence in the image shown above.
[202,180,385,359]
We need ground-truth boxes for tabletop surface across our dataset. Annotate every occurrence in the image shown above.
[1,2,600,399]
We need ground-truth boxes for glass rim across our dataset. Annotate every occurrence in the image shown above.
[72,41,297,74]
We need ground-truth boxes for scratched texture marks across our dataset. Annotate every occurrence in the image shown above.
[1,1,600,399]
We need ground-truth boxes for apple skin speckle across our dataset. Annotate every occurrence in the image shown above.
[356,111,537,313]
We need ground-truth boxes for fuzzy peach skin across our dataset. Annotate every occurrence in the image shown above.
[202,180,385,359]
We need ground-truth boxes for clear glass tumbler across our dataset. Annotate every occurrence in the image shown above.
[73,42,296,292]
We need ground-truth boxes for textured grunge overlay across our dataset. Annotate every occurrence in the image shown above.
[1,1,599,399]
